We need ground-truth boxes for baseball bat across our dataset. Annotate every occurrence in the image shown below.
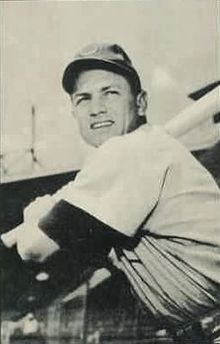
[165,85,220,137]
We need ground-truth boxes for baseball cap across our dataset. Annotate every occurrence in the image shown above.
[62,43,142,95]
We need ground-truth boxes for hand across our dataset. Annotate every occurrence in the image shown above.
[1,223,60,262]
[1,195,55,249]
[16,222,60,262]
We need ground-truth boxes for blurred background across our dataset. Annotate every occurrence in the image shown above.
[1,0,219,181]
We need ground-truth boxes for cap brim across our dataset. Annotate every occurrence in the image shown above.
[62,58,141,94]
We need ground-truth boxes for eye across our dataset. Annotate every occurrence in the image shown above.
[75,95,90,105]
[105,90,120,96]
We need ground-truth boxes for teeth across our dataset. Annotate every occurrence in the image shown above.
[91,121,114,129]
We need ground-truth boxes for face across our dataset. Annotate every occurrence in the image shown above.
[71,69,140,147]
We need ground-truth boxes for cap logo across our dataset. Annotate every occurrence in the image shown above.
[79,45,100,57]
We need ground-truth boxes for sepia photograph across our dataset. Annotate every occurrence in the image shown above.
[1,1,220,343]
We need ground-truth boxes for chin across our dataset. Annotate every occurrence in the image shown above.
[90,134,113,147]
[85,137,106,148]
[85,129,121,147]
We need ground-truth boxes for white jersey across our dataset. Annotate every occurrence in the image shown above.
[26,124,220,325]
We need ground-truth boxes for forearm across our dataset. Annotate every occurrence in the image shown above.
[2,199,129,264]
[38,199,129,264]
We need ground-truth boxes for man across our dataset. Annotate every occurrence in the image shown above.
[2,43,220,332]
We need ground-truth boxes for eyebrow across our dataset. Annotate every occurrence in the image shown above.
[73,85,121,98]
[101,85,120,92]
[73,92,90,99]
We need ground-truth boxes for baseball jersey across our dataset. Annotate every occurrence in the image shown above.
[28,124,220,325]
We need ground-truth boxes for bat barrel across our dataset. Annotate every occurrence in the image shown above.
[165,86,220,138]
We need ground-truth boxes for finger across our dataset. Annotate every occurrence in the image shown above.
[1,225,23,248]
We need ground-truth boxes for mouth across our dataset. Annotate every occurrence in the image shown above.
[91,120,114,129]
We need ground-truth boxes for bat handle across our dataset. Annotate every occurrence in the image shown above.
[1,225,23,248]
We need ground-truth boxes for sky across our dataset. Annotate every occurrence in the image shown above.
[1,0,220,181]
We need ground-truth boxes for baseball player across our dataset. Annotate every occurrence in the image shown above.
[2,44,220,336]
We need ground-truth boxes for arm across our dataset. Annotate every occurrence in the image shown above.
[2,129,166,262]
[18,199,129,263]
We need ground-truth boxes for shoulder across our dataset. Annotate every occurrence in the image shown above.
[98,124,170,159]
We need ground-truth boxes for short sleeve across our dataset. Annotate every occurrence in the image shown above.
[55,126,170,236]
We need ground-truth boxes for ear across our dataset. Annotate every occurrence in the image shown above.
[136,90,147,117]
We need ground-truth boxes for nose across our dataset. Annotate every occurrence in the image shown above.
[90,95,107,117]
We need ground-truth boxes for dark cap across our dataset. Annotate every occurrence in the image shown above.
[62,43,142,95]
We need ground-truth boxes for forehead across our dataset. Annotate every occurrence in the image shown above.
[74,69,132,93]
